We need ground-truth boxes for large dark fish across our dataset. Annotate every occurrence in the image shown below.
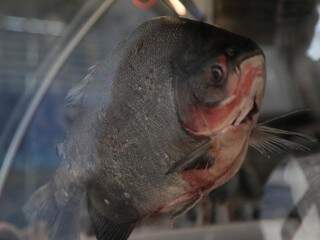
[24,16,311,240]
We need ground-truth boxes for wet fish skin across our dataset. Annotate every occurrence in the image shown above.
[25,16,265,240]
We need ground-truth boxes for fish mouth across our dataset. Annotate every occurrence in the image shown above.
[232,53,265,126]
[213,53,265,135]
[231,98,259,127]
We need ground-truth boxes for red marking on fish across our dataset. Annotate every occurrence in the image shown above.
[183,64,263,135]
[181,169,213,188]
[180,155,239,192]
[237,65,263,97]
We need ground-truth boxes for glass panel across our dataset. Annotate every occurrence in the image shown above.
[0,1,319,239]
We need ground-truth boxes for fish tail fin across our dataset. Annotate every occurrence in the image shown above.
[24,182,81,240]
[87,196,136,240]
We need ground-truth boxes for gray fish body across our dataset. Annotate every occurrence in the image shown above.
[58,17,201,222]
[26,16,266,240]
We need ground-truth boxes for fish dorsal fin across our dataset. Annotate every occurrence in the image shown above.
[65,65,97,108]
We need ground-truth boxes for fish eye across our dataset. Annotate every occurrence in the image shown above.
[210,65,225,86]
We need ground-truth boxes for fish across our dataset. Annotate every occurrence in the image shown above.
[24,16,312,240]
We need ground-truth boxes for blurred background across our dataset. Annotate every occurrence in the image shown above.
[0,0,319,239]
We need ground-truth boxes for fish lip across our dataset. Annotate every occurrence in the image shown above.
[231,98,259,126]
[229,53,265,129]
[221,54,265,133]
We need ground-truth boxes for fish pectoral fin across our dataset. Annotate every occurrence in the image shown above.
[166,141,212,175]
[249,125,316,157]
[88,198,136,240]
[170,194,202,219]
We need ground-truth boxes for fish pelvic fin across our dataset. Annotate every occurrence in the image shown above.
[87,196,137,240]
[249,125,317,157]
[24,181,81,240]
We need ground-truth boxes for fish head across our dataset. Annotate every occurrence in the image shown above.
[174,25,265,137]
[173,20,266,192]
